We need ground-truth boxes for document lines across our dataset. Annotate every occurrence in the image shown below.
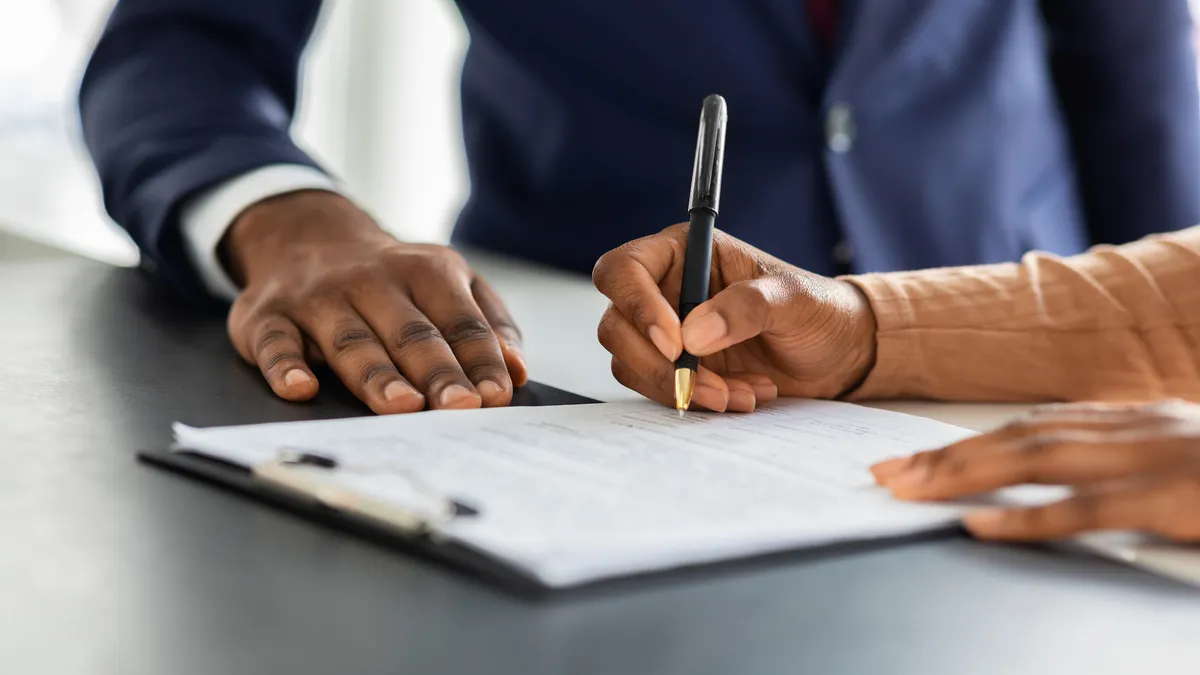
[145,397,981,590]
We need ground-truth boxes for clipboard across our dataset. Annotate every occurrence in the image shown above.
[138,385,986,594]
[137,380,598,595]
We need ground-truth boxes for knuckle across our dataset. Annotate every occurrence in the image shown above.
[665,222,690,237]
[226,298,251,336]
[255,328,293,355]
[329,324,376,355]
[435,245,469,268]
[294,275,345,306]
[597,308,621,352]
[1015,434,1064,480]
[935,457,967,480]
[1001,415,1039,433]
[263,348,303,374]
[421,363,466,388]
[390,321,443,354]
[908,450,944,474]
[230,295,278,335]
[441,316,495,347]
[490,318,522,342]
[592,251,616,289]
[401,246,467,278]
[741,278,778,314]
[1020,433,1062,456]
[593,244,645,293]
[996,416,1046,441]
[610,359,637,389]
[338,262,384,291]
[359,360,396,385]
[462,359,506,384]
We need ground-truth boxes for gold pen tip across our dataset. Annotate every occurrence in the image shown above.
[674,368,696,416]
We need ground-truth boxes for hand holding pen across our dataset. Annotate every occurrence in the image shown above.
[592,96,878,414]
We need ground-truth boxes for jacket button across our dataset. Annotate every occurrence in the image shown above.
[826,103,856,154]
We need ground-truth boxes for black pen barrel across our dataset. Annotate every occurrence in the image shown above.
[679,207,717,320]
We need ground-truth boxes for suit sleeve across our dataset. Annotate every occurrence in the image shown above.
[1040,0,1200,247]
[78,0,326,303]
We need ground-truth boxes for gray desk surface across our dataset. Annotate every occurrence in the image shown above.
[2,254,1199,675]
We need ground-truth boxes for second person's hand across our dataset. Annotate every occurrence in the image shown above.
[592,224,878,413]
[222,190,528,414]
[872,400,1200,543]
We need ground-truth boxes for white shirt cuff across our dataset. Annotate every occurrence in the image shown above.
[180,164,338,301]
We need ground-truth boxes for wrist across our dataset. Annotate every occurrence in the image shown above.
[835,279,879,398]
[220,190,388,286]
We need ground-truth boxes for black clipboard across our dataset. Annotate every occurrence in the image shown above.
[138,381,970,595]
[137,381,598,595]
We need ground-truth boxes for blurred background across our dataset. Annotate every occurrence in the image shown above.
[0,0,468,265]
[1,0,1199,266]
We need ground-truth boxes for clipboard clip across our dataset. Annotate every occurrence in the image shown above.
[252,447,472,538]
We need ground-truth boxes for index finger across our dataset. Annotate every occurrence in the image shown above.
[884,431,1165,502]
[592,225,686,361]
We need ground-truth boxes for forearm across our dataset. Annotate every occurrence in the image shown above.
[844,228,1200,402]
[79,0,325,301]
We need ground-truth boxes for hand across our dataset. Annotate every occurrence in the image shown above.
[872,400,1200,543]
[592,223,877,413]
[222,190,528,414]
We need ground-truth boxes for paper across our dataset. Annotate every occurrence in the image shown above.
[175,399,985,586]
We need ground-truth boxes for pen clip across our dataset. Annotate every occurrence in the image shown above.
[688,94,728,214]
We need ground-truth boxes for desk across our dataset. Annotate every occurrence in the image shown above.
[2,253,1198,675]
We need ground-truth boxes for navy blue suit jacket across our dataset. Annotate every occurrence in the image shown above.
[80,0,1200,302]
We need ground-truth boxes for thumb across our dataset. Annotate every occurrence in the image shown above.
[681,277,785,355]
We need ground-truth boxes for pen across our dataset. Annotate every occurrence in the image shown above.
[675,94,727,416]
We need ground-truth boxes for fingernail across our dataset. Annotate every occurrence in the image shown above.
[963,509,1007,529]
[693,384,728,413]
[682,312,728,354]
[440,384,477,408]
[384,381,419,403]
[728,389,756,412]
[477,380,505,400]
[648,325,679,360]
[283,369,312,387]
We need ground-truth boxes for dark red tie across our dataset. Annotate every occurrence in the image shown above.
[807,0,838,49]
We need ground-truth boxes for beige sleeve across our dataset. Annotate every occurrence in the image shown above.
[841,227,1200,403]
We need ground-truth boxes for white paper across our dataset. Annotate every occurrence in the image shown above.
[174,399,988,586]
